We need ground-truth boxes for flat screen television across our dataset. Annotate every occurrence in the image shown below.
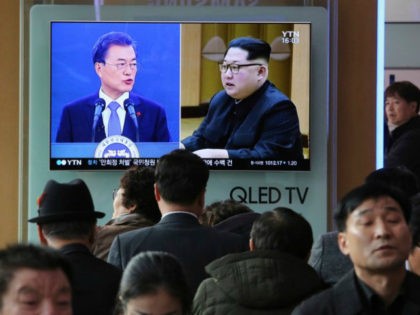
[50,21,311,171]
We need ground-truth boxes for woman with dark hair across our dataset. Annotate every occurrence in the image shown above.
[93,166,161,260]
[116,251,192,315]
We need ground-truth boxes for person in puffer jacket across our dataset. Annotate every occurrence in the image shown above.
[193,207,326,315]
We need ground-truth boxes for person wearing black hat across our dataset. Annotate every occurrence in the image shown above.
[29,178,122,315]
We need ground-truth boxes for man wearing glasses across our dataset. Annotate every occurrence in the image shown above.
[182,37,303,160]
[56,31,170,143]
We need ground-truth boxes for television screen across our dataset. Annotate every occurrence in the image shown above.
[50,21,311,171]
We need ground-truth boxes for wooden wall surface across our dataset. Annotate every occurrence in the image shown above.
[0,1,20,247]
[336,1,377,202]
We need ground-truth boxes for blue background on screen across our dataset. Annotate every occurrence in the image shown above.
[50,22,180,143]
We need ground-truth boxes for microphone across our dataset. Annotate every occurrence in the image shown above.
[91,98,105,142]
[124,98,139,142]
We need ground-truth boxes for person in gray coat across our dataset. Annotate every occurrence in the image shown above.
[308,231,353,286]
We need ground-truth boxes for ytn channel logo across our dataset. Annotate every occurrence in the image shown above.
[56,159,82,166]
[281,31,300,44]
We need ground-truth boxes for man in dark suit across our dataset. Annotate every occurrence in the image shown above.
[181,37,302,159]
[384,81,420,183]
[29,178,122,315]
[108,149,247,293]
[292,183,420,315]
[56,31,170,143]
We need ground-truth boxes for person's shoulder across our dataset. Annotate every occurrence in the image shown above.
[196,276,217,293]
[259,82,295,109]
[394,116,420,135]
[213,212,260,237]
[291,286,334,315]
[115,224,155,242]
[129,92,164,110]
[406,271,420,295]
[209,228,248,248]
[321,231,339,241]
[209,89,229,105]
[64,93,98,107]
[265,82,289,99]
[408,115,420,127]
[392,121,420,148]
[92,253,122,274]
[63,243,121,274]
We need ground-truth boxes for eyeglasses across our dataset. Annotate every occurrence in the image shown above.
[218,63,263,74]
[104,62,138,71]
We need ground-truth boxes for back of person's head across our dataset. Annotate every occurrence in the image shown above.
[226,37,271,62]
[200,199,252,226]
[365,166,420,198]
[40,219,96,241]
[155,149,209,206]
[334,182,412,232]
[92,31,136,64]
[385,80,420,112]
[0,244,72,300]
[117,251,191,315]
[119,166,161,223]
[250,207,313,260]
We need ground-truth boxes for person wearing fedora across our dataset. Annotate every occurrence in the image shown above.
[29,178,122,315]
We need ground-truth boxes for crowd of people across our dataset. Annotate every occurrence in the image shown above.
[4,32,420,314]
[2,148,420,315]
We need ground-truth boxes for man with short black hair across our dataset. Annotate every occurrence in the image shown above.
[0,244,72,315]
[56,31,170,143]
[108,149,247,293]
[29,178,121,315]
[182,36,303,160]
[385,80,420,182]
[293,183,420,315]
[309,166,420,287]
[193,207,324,314]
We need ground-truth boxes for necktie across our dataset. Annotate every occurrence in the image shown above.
[108,101,121,136]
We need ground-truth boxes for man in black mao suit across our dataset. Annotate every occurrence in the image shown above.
[108,149,248,293]
[292,183,420,315]
[29,179,122,315]
[56,31,170,143]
